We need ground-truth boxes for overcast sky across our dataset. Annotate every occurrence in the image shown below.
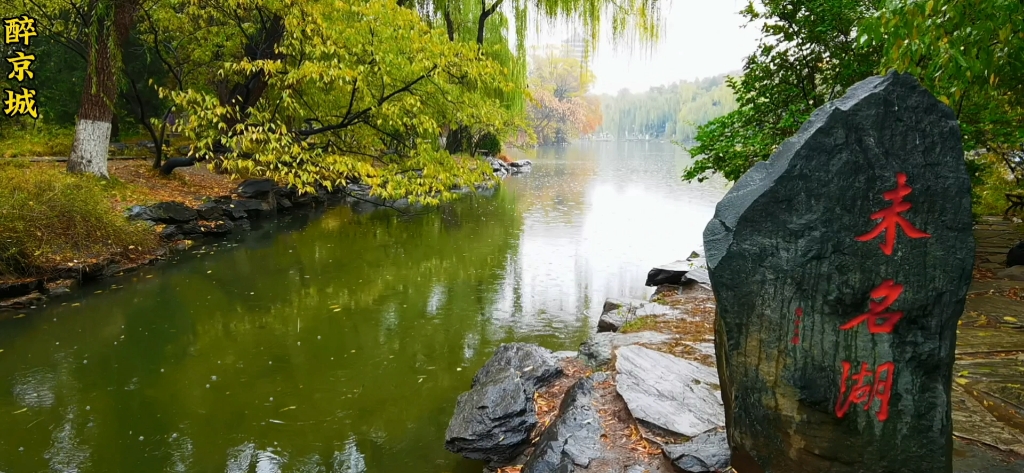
[525,0,760,95]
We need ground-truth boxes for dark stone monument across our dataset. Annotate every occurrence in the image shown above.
[703,72,974,473]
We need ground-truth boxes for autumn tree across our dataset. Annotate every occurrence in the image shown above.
[526,52,601,145]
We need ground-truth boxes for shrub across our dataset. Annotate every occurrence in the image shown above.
[0,161,158,277]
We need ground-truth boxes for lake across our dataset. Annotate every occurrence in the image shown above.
[0,142,727,473]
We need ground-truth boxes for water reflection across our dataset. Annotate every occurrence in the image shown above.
[0,142,726,472]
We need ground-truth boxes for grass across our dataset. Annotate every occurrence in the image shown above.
[619,316,659,333]
[0,160,159,278]
[0,122,75,158]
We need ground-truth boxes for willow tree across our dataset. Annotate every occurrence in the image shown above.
[5,0,143,177]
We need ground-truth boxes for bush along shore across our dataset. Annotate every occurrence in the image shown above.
[0,156,533,315]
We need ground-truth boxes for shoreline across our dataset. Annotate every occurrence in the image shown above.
[0,156,530,317]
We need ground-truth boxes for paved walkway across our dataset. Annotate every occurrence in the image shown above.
[952,216,1024,468]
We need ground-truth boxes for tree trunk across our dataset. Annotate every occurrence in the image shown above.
[67,0,139,178]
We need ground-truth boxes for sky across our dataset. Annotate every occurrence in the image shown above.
[525,0,761,95]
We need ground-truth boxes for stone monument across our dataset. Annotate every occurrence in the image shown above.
[704,72,974,473]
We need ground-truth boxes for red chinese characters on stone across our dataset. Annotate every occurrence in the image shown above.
[855,172,931,255]
[791,307,804,345]
[836,360,895,422]
[840,279,904,334]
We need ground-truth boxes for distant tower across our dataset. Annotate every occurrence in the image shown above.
[560,32,587,63]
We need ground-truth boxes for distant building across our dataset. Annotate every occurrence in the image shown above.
[560,34,587,63]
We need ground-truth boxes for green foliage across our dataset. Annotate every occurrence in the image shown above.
[166,0,512,204]
[599,74,736,142]
[969,152,1020,217]
[683,0,882,182]
[477,132,502,155]
[862,0,1024,154]
[0,161,157,277]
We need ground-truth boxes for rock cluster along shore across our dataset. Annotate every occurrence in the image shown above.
[0,157,528,312]
[444,252,732,473]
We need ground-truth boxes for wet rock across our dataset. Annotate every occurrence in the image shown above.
[552,351,578,360]
[995,265,1024,281]
[237,179,275,199]
[1006,241,1024,268]
[704,73,973,472]
[125,205,158,222]
[147,201,197,223]
[598,298,674,333]
[646,252,707,287]
[472,343,562,392]
[226,199,268,219]
[159,223,202,241]
[234,219,251,231]
[0,278,44,299]
[522,376,603,473]
[345,183,372,197]
[198,220,234,235]
[444,367,537,463]
[577,331,673,368]
[276,197,293,210]
[661,430,730,473]
[509,159,533,168]
[197,201,227,220]
[614,346,723,437]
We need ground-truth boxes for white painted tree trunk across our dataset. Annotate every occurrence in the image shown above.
[67,119,111,178]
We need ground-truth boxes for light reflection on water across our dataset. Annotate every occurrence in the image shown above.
[0,142,726,472]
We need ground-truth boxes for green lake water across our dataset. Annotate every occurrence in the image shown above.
[0,142,727,473]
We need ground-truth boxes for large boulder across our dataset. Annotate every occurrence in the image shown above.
[444,367,538,463]
[472,343,563,392]
[196,201,228,221]
[147,201,197,223]
[445,343,564,464]
[704,72,974,472]
[237,179,275,199]
[522,376,604,473]
[662,429,731,473]
[614,345,724,437]
[125,205,158,222]
[1006,241,1024,267]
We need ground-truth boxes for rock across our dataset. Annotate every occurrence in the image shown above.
[472,343,562,392]
[577,331,673,368]
[522,376,604,473]
[704,73,973,472]
[177,145,191,156]
[345,183,372,197]
[237,179,275,199]
[661,430,730,473]
[1006,241,1024,267]
[614,346,723,437]
[0,278,44,299]
[159,223,202,241]
[276,197,293,210]
[598,298,674,333]
[995,266,1024,281]
[198,220,234,235]
[646,252,707,287]
[509,159,533,168]
[147,201,197,223]
[444,367,537,463]
[552,351,579,360]
[226,199,268,219]
[125,205,157,222]
[196,201,227,220]
[234,219,251,231]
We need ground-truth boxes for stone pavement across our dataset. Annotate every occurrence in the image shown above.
[951,216,1024,471]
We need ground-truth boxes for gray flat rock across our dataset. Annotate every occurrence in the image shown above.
[614,346,724,437]
[662,429,731,473]
[522,376,604,473]
[578,332,674,368]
